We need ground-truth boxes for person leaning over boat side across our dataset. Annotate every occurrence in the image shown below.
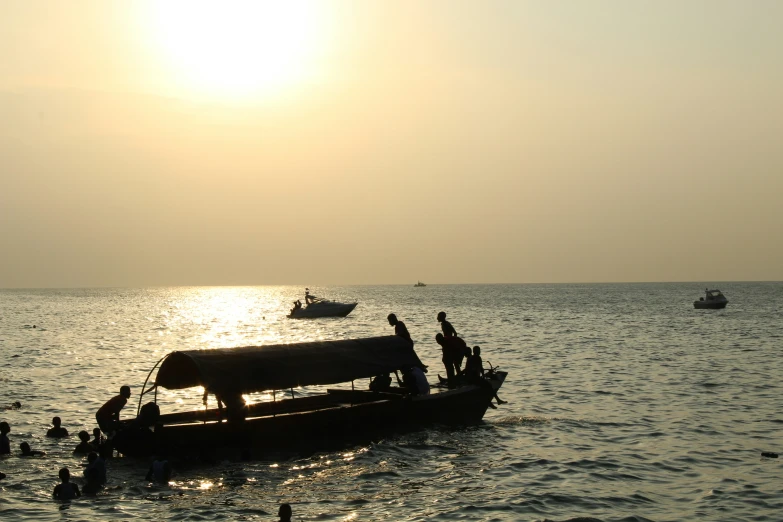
[437,311,457,337]
[401,366,430,396]
[216,390,248,422]
[96,385,131,435]
[450,335,471,374]
[464,346,505,407]
[387,313,412,343]
[435,334,458,388]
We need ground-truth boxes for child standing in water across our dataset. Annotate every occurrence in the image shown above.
[73,431,94,454]
[0,422,10,455]
[53,468,81,500]
[47,417,69,438]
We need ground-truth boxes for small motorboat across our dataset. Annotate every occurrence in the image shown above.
[288,298,358,319]
[414,281,426,287]
[694,288,728,309]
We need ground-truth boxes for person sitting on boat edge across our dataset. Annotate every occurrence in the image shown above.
[96,385,131,435]
[47,416,69,438]
[369,373,392,392]
[53,467,81,501]
[464,346,506,408]
[305,288,318,304]
[291,299,302,314]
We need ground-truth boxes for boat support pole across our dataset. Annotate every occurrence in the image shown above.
[351,380,354,406]
[137,354,168,415]
[290,388,295,400]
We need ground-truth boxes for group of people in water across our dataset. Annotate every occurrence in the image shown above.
[376,311,505,407]
[0,387,170,500]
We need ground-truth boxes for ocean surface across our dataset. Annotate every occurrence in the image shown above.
[1,283,782,521]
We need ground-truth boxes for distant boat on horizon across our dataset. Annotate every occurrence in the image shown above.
[694,288,728,309]
[414,281,426,287]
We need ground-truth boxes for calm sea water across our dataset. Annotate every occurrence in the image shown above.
[1,283,782,521]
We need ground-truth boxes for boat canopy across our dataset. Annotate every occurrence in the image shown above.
[154,336,425,394]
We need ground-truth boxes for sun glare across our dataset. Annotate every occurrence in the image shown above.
[147,0,323,100]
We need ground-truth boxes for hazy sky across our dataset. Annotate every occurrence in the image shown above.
[1,0,781,287]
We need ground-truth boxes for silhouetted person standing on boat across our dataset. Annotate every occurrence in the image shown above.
[437,311,457,337]
[387,314,412,343]
[305,288,317,304]
[96,385,131,435]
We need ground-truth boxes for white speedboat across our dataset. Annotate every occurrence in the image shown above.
[694,289,728,309]
[288,298,358,319]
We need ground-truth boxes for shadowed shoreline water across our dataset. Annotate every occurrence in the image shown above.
[1,283,782,521]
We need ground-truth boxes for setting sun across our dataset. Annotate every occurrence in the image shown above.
[146,0,324,99]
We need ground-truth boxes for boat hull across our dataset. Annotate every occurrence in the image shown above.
[288,302,358,319]
[694,300,727,309]
[114,372,507,458]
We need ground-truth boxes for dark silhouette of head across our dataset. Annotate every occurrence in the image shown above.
[435,333,445,345]
[0,421,9,434]
[120,386,131,399]
[473,346,481,356]
[87,451,98,464]
[52,417,62,427]
[59,467,70,482]
[20,442,31,454]
[278,503,292,521]
[78,430,90,442]
[387,313,398,326]
[92,428,101,438]
[437,311,446,322]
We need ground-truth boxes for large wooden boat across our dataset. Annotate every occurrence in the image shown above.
[113,336,507,458]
